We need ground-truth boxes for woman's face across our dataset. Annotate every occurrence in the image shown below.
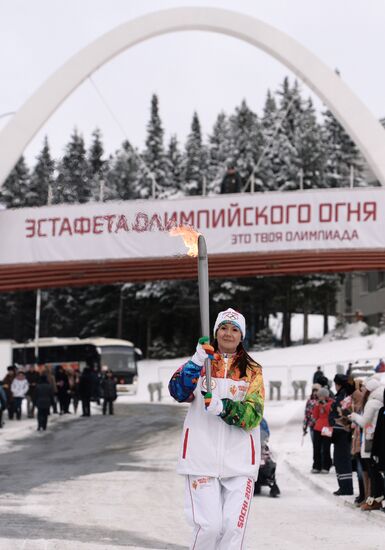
[216,322,242,354]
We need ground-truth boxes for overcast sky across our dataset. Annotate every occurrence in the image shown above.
[1,0,385,164]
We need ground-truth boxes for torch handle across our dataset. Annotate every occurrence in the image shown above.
[198,235,212,396]
[204,357,212,394]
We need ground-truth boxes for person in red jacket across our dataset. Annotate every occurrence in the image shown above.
[312,387,333,473]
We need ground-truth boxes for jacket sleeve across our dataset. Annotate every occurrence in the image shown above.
[219,364,264,431]
[168,360,202,403]
[351,401,379,428]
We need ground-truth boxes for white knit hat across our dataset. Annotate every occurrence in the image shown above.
[364,374,382,392]
[213,308,246,339]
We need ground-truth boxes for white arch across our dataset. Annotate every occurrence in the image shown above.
[1,7,385,186]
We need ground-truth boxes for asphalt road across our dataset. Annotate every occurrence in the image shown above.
[0,402,187,549]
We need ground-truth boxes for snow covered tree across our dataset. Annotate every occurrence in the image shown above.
[165,134,183,197]
[295,98,325,189]
[53,129,90,204]
[207,112,234,194]
[104,140,139,201]
[273,78,304,191]
[257,82,300,191]
[0,156,30,208]
[322,108,364,188]
[133,94,169,199]
[88,128,107,201]
[182,112,207,196]
[28,137,55,206]
[254,90,279,191]
[230,100,263,189]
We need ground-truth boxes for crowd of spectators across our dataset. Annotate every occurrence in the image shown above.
[0,363,117,432]
[303,364,385,512]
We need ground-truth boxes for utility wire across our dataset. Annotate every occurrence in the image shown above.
[88,76,159,191]
[243,93,297,192]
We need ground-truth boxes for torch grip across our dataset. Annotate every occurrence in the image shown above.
[204,357,212,396]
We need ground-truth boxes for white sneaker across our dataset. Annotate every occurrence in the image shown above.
[321,469,329,474]
[311,469,321,474]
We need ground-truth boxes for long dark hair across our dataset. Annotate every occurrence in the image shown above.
[213,339,257,378]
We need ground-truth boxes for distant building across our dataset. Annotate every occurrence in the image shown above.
[336,117,385,325]
[336,272,385,326]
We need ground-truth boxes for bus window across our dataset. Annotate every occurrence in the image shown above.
[100,346,136,373]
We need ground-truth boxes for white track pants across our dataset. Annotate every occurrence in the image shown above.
[185,475,254,550]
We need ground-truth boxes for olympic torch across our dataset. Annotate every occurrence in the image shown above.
[198,235,212,397]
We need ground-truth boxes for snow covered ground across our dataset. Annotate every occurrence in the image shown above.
[269,313,336,342]
[1,328,384,549]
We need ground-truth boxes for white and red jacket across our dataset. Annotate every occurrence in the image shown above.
[169,353,265,479]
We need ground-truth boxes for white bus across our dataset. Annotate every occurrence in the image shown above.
[11,337,140,395]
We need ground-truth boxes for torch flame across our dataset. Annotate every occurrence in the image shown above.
[169,225,201,257]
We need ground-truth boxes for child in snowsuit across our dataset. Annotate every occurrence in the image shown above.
[169,308,264,550]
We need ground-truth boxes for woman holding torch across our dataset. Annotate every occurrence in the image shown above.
[169,308,264,549]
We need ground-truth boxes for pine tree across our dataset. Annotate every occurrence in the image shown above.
[53,129,90,204]
[274,78,303,191]
[165,135,183,197]
[28,137,55,206]
[230,100,262,189]
[207,112,233,194]
[322,109,364,188]
[257,82,299,191]
[253,90,279,191]
[104,141,139,201]
[133,94,169,199]
[0,156,30,208]
[182,112,206,196]
[88,128,107,201]
[295,98,325,189]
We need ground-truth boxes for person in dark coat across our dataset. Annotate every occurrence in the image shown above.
[35,375,54,431]
[55,365,70,414]
[0,381,7,428]
[101,370,117,415]
[71,369,81,414]
[2,365,16,419]
[312,366,324,385]
[90,366,101,405]
[26,365,40,418]
[220,164,242,194]
[328,373,355,495]
[79,367,93,417]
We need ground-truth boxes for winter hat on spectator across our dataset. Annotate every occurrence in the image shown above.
[318,387,329,399]
[363,375,382,393]
[213,308,246,340]
[334,373,348,386]
[318,375,329,387]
